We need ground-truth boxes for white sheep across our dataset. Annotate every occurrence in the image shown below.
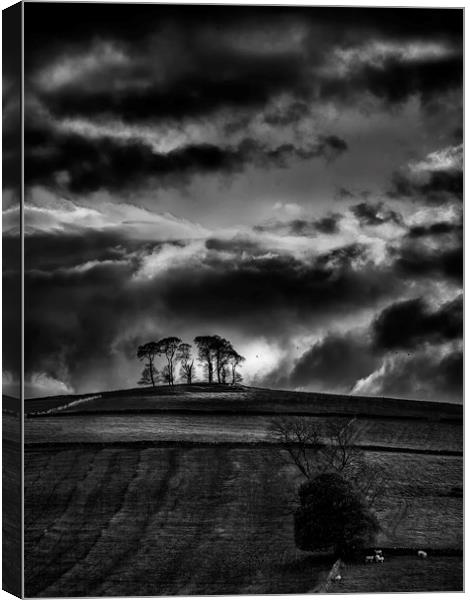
[417,550,428,559]
[334,574,342,581]
[375,555,384,563]
[374,549,383,556]
[365,555,375,563]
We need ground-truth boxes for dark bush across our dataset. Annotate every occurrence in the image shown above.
[294,472,379,559]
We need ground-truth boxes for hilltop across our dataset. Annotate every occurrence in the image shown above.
[23,382,462,420]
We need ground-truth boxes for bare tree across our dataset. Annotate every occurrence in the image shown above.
[270,418,325,479]
[177,342,194,384]
[136,341,159,387]
[271,417,388,509]
[156,337,181,386]
[321,418,362,474]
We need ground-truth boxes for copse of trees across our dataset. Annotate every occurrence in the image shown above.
[194,335,245,385]
[136,335,244,387]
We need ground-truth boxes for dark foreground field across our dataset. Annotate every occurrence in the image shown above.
[333,556,463,593]
[20,384,463,596]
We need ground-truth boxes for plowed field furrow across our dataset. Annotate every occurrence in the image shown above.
[24,450,94,536]
[29,450,141,596]
[24,453,53,490]
[108,448,229,597]
[26,450,114,595]
[40,449,176,597]
[92,448,183,596]
[179,450,287,595]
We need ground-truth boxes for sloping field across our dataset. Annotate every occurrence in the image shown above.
[25,446,331,597]
[24,413,463,453]
[23,385,463,596]
[24,446,462,597]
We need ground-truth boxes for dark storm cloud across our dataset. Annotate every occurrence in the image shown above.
[25,5,462,122]
[391,242,463,284]
[389,169,463,203]
[406,220,462,238]
[351,202,404,227]
[389,205,463,284]
[23,229,136,271]
[25,123,347,193]
[23,232,400,389]
[254,213,342,236]
[361,348,463,404]
[265,292,462,401]
[23,5,462,193]
[373,295,462,350]
[281,332,380,393]
[320,54,462,107]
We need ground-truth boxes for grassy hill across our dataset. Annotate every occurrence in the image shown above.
[19,383,462,596]
[24,382,463,419]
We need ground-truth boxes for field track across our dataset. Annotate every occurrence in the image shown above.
[21,384,463,596]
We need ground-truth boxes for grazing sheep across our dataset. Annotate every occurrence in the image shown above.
[334,575,342,581]
[365,555,375,563]
[375,555,384,563]
[417,550,428,559]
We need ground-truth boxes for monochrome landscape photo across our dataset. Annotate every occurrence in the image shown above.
[2,2,463,596]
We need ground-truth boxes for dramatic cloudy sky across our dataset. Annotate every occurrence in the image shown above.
[4,4,462,400]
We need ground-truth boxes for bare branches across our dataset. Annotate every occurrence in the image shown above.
[270,418,325,479]
[271,416,389,510]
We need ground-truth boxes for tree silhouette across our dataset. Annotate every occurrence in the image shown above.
[294,473,379,559]
[136,342,159,387]
[194,336,216,383]
[156,337,181,386]
[177,342,194,384]
[212,335,234,383]
[194,335,244,384]
[161,365,171,385]
[138,365,159,386]
[227,350,245,384]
